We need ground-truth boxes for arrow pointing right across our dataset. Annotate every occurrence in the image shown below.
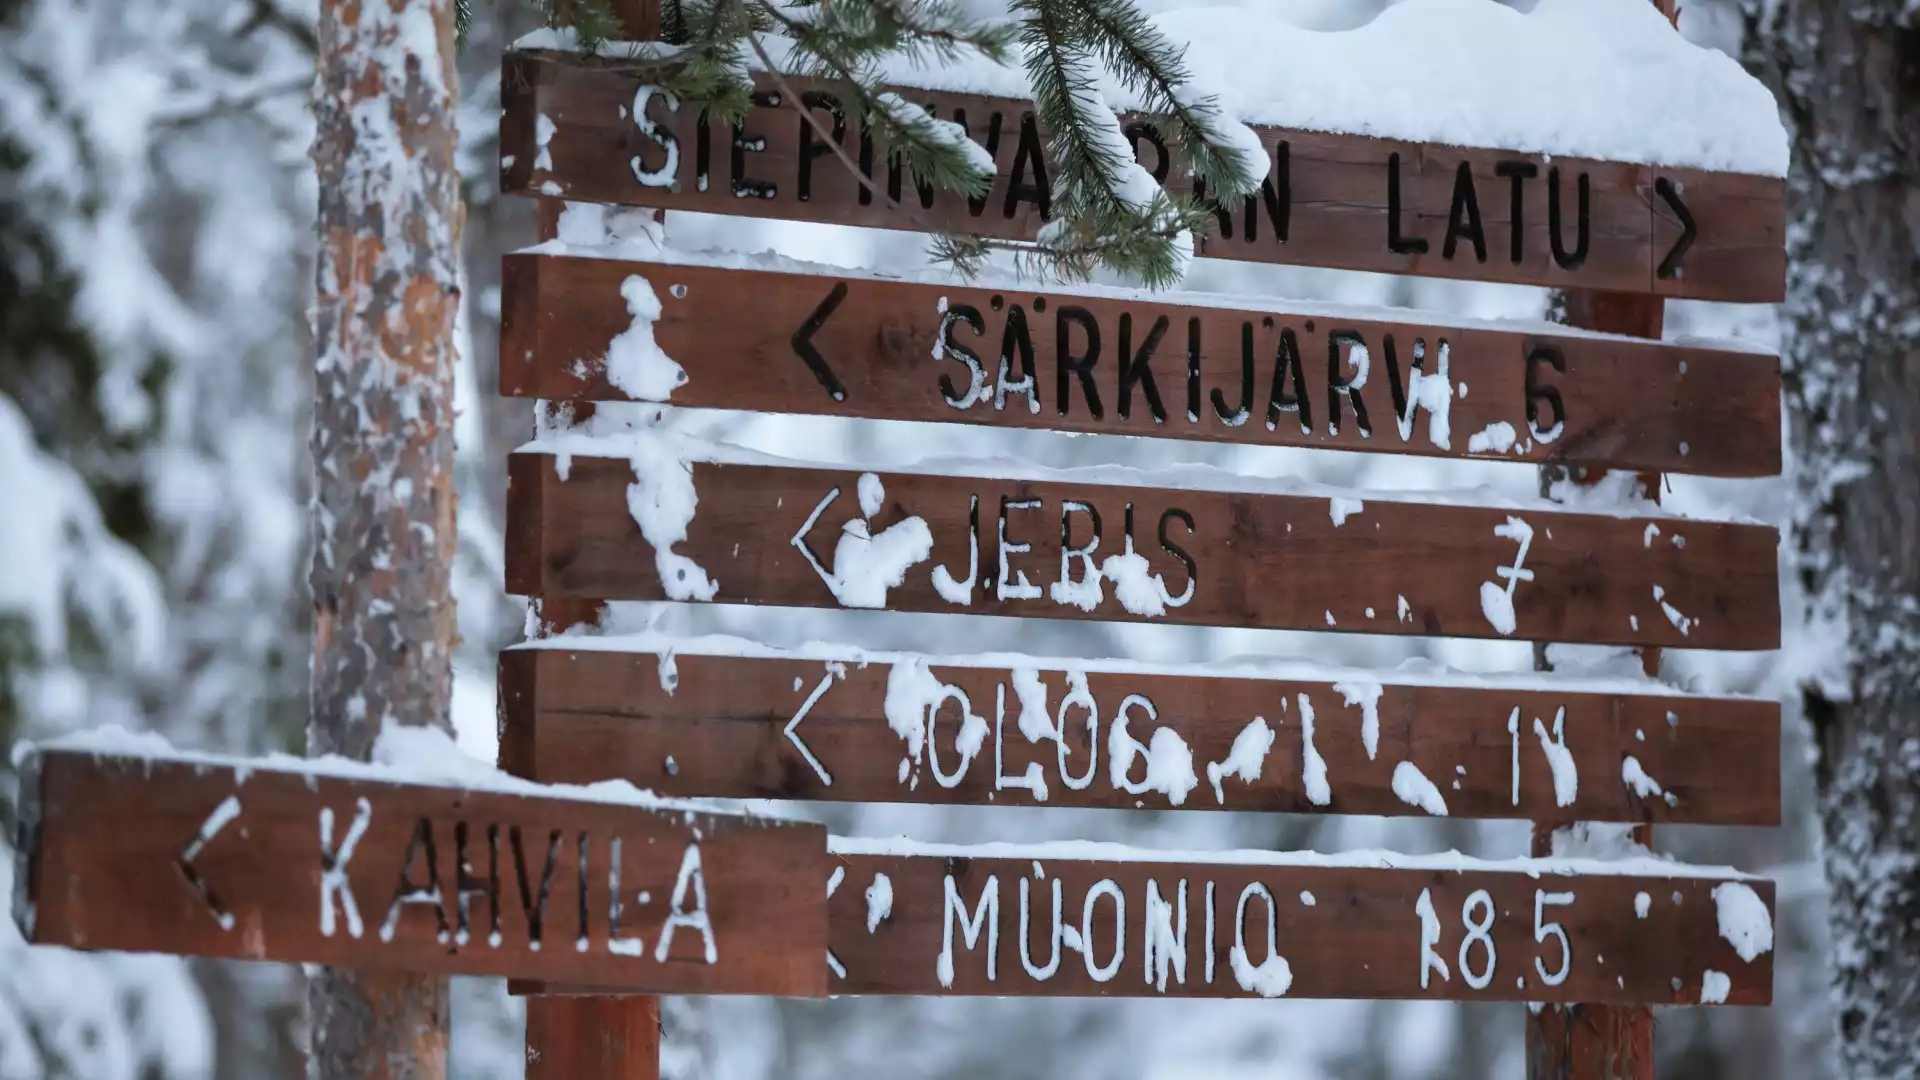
[177,794,241,931]
[1654,176,1696,281]
[786,673,838,786]
[790,281,849,402]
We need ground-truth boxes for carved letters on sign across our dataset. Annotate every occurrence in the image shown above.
[825,852,1776,1003]
[624,92,1676,273]
[498,649,1785,826]
[500,257,1785,477]
[502,58,1787,301]
[16,748,829,993]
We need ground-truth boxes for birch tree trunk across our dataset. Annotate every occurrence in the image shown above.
[308,0,462,1076]
[1742,5,1920,1076]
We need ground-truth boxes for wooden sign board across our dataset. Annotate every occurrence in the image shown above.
[12,746,827,996]
[500,55,1786,302]
[498,648,1781,826]
[501,255,1782,478]
[505,453,1781,650]
[825,848,1775,1004]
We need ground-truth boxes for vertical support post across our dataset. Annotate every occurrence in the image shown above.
[1526,13,1675,1080]
[308,0,460,1076]
[1525,306,1664,1080]
[526,996,663,1080]
[513,8,661,1079]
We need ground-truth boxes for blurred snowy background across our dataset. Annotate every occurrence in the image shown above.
[0,0,1829,1077]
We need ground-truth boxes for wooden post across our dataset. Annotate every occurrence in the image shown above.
[308,0,460,1075]
[1526,8,1676,1078]
[526,996,662,1080]
[517,6,662,1077]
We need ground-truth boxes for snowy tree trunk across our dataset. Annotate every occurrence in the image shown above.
[308,0,462,1075]
[1743,4,1920,1076]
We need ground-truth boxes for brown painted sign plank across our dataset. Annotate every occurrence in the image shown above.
[504,453,1781,650]
[499,54,1785,302]
[824,848,1774,1004]
[500,255,1782,478]
[497,648,1781,826]
[12,746,827,996]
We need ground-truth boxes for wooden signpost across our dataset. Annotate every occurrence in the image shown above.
[501,61,1786,302]
[6,4,1785,1079]
[501,255,1783,477]
[824,846,1773,1004]
[501,647,1782,826]
[11,745,827,997]
[506,453,1780,649]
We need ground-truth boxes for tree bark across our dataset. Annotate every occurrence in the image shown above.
[308,0,462,1075]
[1743,4,1920,1077]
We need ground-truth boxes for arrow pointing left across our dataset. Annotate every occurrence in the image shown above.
[177,794,241,930]
[786,673,838,786]
[790,281,849,402]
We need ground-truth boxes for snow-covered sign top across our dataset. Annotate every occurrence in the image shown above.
[506,0,1788,302]
[518,0,1786,177]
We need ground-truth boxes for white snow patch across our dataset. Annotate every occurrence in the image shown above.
[1467,421,1520,455]
[1298,695,1329,806]
[1622,756,1676,806]
[1229,947,1293,998]
[818,476,934,609]
[865,873,894,932]
[518,0,1788,175]
[1701,970,1731,1004]
[856,471,887,518]
[624,444,718,602]
[1653,585,1692,636]
[1329,497,1364,526]
[604,276,688,401]
[1479,516,1534,636]
[822,834,1762,880]
[1635,892,1652,919]
[1533,713,1577,807]
[1334,679,1382,760]
[1109,697,1200,806]
[1392,761,1448,816]
[1100,539,1182,617]
[1298,891,1316,906]
[884,659,988,786]
[534,113,556,171]
[1711,882,1773,962]
[1206,716,1275,804]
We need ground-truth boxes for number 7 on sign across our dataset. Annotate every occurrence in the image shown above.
[1479,516,1535,636]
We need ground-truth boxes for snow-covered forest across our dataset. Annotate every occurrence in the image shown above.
[0,0,1887,1076]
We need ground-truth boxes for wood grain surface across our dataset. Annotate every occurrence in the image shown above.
[824,850,1773,1003]
[500,56,1785,302]
[500,255,1782,477]
[499,648,1781,825]
[504,453,1781,650]
[13,748,827,996]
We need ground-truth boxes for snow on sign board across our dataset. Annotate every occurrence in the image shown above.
[500,61,1785,302]
[499,253,1782,478]
[498,647,1783,825]
[823,845,1774,1004]
[504,451,1781,651]
[10,746,828,996]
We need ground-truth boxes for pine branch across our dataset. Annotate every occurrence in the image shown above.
[755,0,997,199]
[1013,0,1204,285]
[1058,0,1262,199]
